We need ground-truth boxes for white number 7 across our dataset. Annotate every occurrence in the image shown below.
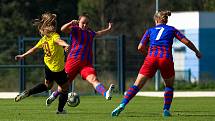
[155,27,164,40]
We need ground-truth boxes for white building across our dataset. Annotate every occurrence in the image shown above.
[167,11,215,82]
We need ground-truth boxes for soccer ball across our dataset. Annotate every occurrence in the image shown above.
[67,92,80,107]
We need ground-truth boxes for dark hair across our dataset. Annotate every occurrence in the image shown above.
[154,10,171,24]
[79,12,90,20]
[33,12,57,36]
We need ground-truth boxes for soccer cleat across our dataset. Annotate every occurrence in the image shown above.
[111,103,125,117]
[46,92,57,106]
[163,109,171,117]
[105,84,115,100]
[14,90,29,102]
[56,109,67,114]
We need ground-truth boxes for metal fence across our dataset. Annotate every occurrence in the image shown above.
[0,35,192,93]
[0,35,125,94]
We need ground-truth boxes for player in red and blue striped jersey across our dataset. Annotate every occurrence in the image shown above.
[46,13,115,106]
[112,10,202,117]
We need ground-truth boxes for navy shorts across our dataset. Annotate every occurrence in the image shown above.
[45,65,68,86]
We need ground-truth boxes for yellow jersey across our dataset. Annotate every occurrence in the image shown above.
[35,32,65,72]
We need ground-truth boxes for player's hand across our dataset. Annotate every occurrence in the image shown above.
[195,51,202,59]
[15,55,24,61]
[70,20,79,26]
[108,22,113,30]
[64,45,70,53]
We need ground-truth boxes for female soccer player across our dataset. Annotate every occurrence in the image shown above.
[111,10,202,117]
[14,12,70,114]
[46,13,115,105]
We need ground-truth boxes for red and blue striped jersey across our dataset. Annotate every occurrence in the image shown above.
[67,26,96,64]
[140,24,185,59]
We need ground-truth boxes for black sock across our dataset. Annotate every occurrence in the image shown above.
[28,83,48,96]
[58,92,68,112]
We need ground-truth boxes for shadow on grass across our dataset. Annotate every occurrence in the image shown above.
[123,112,160,117]
[174,110,214,113]
[174,110,215,117]
[177,114,215,117]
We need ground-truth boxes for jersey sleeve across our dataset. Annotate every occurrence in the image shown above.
[35,38,43,48]
[87,28,96,37]
[91,30,96,37]
[52,33,60,42]
[174,28,186,41]
[140,30,150,46]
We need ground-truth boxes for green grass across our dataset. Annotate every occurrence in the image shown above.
[0,95,215,121]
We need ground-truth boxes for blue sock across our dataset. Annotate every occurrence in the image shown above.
[121,85,140,106]
[163,87,174,110]
[95,83,106,97]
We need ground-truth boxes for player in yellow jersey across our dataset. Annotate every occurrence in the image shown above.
[14,12,70,114]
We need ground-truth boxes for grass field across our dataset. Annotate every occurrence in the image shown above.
[0,95,215,121]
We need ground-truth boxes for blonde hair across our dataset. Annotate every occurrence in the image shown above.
[154,10,171,24]
[33,12,57,36]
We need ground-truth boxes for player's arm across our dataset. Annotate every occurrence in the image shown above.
[55,39,70,52]
[95,23,112,37]
[61,20,78,33]
[174,28,202,59]
[138,30,150,56]
[138,43,148,56]
[15,46,38,60]
[180,38,202,59]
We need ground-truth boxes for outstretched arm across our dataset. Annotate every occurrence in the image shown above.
[61,20,79,33]
[95,23,112,37]
[180,38,202,59]
[55,39,70,52]
[15,46,38,60]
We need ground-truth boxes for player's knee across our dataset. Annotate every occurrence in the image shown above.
[164,76,174,87]
[87,74,98,84]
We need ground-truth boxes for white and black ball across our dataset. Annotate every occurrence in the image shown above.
[67,92,80,107]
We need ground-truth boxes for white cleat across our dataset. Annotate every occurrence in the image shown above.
[105,84,115,100]
[46,92,57,106]
[14,90,29,102]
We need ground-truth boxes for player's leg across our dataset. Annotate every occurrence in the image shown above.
[86,74,115,100]
[15,80,52,102]
[56,78,69,114]
[46,86,62,106]
[43,65,60,105]
[112,56,157,116]
[159,58,175,117]
[81,66,115,100]
[46,60,80,105]
[46,73,77,106]
[111,74,148,116]
[163,77,174,117]
[56,90,68,114]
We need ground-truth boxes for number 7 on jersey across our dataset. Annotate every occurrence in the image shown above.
[155,27,165,40]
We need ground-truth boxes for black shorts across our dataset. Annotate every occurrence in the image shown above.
[45,65,68,86]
